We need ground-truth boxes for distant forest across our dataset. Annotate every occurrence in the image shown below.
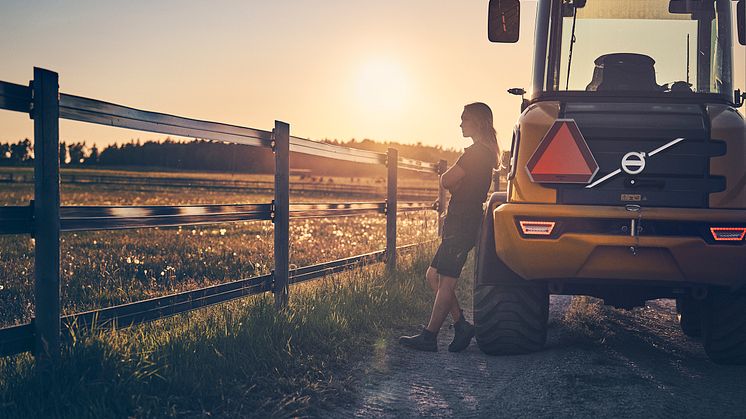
[0,138,464,177]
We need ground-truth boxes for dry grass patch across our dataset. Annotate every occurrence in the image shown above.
[563,296,614,343]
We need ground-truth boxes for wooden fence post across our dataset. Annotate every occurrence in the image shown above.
[32,67,61,365]
[437,159,447,237]
[273,121,290,308]
[385,148,398,273]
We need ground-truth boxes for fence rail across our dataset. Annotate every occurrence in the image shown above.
[0,81,31,113]
[60,93,273,149]
[0,200,435,233]
[0,68,450,362]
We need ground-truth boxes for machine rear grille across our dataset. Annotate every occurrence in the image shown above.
[555,102,725,208]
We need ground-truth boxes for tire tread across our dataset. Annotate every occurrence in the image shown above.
[703,292,746,365]
[474,283,549,355]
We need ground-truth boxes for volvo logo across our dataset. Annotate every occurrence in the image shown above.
[586,137,686,189]
[621,152,646,175]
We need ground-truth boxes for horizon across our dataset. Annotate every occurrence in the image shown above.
[0,1,537,153]
[0,1,743,153]
[0,134,467,156]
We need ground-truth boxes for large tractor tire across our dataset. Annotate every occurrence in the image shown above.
[474,282,549,355]
[676,297,702,338]
[702,291,746,365]
[472,193,549,355]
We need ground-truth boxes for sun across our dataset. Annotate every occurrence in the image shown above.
[355,58,412,115]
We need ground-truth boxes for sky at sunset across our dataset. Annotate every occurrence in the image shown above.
[0,0,743,152]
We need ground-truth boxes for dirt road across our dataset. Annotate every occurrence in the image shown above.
[327,296,746,418]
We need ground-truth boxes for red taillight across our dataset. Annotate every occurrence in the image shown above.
[519,221,556,236]
[710,227,746,241]
[526,119,599,184]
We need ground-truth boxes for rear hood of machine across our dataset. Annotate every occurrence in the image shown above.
[551,102,726,208]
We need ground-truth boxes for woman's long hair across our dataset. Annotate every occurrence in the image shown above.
[464,102,499,155]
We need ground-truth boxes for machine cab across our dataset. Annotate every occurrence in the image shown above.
[490,0,746,107]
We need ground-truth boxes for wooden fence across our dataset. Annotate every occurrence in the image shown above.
[0,67,447,365]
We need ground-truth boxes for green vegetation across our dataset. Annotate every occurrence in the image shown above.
[0,167,447,416]
[0,245,447,418]
[1,213,435,327]
[0,176,437,327]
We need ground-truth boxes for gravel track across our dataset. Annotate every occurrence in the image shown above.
[326,296,746,418]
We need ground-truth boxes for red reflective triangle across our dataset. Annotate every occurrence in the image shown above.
[531,123,592,175]
[526,119,598,183]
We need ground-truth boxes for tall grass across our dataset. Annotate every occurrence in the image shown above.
[0,245,438,418]
[0,176,438,328]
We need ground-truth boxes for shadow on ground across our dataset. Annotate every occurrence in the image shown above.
[326,296,746,418]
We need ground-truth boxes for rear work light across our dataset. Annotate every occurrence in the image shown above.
[710,227,746,241]
[519,221,556,236]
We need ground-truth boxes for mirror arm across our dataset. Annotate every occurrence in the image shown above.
[508,88,530,112]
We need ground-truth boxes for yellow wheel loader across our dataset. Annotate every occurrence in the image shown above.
[476,0,746,364]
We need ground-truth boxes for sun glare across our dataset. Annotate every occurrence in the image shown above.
[355,58,412,115]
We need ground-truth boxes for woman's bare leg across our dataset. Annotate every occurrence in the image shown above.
[425,274,461,333]
[425,266,439,293]
[426,267,461,322]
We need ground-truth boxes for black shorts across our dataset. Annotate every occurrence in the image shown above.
[430,205,483,278]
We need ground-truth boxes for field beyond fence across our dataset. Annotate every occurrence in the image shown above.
[0,67,451,365]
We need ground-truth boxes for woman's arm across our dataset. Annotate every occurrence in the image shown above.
[440,163,466,191]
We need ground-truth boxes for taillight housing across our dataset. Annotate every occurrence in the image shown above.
[710,227,746,241]
[519,220,556,237]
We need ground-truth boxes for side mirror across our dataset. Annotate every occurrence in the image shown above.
[488,0,520,43]
[738,0,745,45]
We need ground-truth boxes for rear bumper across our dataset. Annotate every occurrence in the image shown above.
[493,204,746,287]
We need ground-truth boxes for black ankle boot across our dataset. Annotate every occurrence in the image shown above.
[399,327,438,352]
[449,311,474,352]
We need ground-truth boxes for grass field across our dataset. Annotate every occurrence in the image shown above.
[0,166,437,185]
[0,244,467,418]
[0,170,439,328]
[0,167,455,416]
[0,166,437,205]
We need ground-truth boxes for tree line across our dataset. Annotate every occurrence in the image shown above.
[0,139,101,165]
[0,137,462,177]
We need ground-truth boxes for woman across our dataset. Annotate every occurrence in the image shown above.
[400,102,498,353]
